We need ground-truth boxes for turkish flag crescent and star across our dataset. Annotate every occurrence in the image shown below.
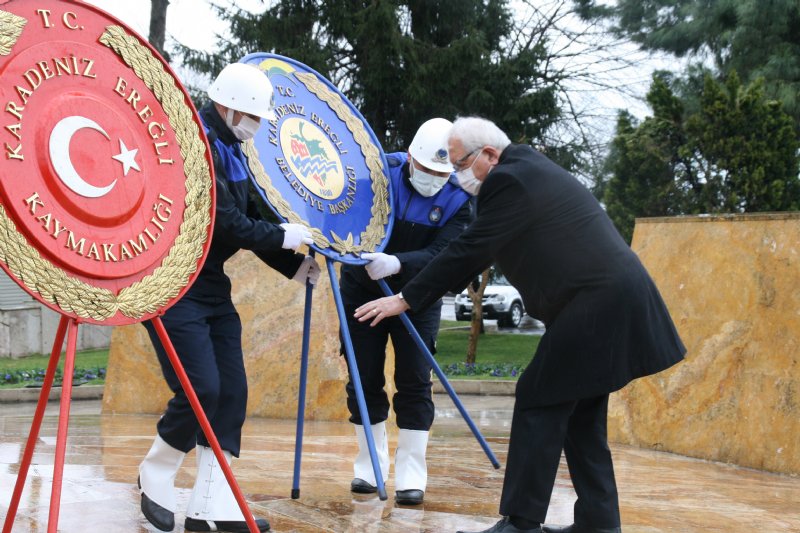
[0,0,215,325]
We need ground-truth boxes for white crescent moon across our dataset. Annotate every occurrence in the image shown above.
[49,116,117,198]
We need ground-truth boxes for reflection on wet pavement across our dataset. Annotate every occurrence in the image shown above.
[1,394,798,532]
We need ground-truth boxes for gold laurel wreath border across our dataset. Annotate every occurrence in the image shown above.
[0,10,26,56]
[243,71,389,256]
[0,21,212,322]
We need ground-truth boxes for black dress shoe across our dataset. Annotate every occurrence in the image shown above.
[395,489,424,505]
[457,517,543,533]
[184,517,270,532]
[138,475,174,532]
[542,524,621,533]
[350,477,378,494]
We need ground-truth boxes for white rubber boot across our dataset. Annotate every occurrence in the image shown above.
[138,434,186,531]
[395,429,429,504]
[184,446,269,532]
[351,422,390,493]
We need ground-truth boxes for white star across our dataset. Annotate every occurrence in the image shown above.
[112,139,140,176]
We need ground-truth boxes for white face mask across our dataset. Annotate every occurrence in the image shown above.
[456,149,484,196]
[225,108,261,140]
[409,163,449,197]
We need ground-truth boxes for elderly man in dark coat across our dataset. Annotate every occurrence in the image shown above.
[354,116,686,533]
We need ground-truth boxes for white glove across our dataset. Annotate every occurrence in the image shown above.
[361,252,401,280]
[292,255,321,286]
[280,223,313,251]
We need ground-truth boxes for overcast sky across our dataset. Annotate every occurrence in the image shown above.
[84,0,242,53]
[82,0,675,162]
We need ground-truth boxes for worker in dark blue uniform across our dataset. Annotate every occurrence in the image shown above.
[340,118,471,506]
[137,63,319,533]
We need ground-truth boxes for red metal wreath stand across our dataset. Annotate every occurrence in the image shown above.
[2,315,259,533]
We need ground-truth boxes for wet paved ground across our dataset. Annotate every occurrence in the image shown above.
[2,394,799,532]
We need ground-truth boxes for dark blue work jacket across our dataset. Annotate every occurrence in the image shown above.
[188,104,302,300]
[341,152,471,304]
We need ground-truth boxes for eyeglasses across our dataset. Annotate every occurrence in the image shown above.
[453,148,481,172]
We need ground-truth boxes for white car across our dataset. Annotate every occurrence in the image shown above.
[453,275,526,328]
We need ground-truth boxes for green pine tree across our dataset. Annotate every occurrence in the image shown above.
[599,71,800,242]
[575,0,800,124]
[178,0,560,153]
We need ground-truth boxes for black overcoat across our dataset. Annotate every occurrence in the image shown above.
[401,143,686,406]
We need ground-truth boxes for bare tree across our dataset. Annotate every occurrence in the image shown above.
[465,269,490,365]
[509,0,673,182]
[149,0,171,63]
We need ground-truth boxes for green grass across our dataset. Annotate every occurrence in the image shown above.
[0,320,539,387]
[0,348,108,389]
[434,320,539,379]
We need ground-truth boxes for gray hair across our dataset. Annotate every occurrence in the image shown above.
[448,116,511,153]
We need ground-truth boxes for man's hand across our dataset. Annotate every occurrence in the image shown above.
[280,223,313,251]
[292,255,321,286]
[354,295,410,326]
[360,252,401,280]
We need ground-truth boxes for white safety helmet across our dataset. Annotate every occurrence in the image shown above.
[207,63,277,120]
[408,117,454,174]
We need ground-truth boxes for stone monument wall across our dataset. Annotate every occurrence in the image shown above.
[102,252,370,421]
[610,213,799,476]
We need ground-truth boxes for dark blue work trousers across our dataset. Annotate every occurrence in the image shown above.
[342,302,441,430]
[144,295,248,457]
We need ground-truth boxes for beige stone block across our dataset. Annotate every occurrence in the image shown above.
[103,252,397,422]
[101,323,171,415]
[610,213,800,475]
